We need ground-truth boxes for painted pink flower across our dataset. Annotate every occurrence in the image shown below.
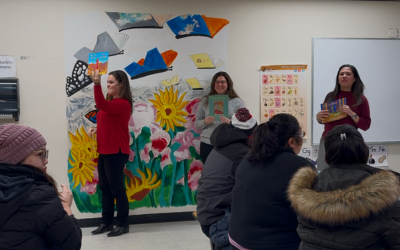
[80,167,99,194]
[172,130,200,162]
[140,143,152,163]
[130,102,156,138]
[184,98,202,134]
[188,159,203,191]
[139,125,172,169]
[160,147,172,169]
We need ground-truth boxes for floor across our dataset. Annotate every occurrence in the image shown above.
[81,221,212,250]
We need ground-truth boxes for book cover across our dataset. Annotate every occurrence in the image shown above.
[87,52,109,75]
[190,53,224,69]
[320,97,347,123]
[209,95,229,119]
[185,77,210,91]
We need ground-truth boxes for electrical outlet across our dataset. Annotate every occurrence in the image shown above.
[389,28,399,38]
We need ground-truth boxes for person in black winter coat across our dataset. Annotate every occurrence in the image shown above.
[0,124,82,250]
[229,114,312,250]
[288,124,400,250]
[197,107,257,238]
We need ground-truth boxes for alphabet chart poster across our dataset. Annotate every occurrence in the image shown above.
[260,65,308,136]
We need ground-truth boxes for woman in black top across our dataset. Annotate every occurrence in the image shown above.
[229,114,311,250]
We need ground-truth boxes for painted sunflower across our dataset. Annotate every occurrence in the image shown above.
[68,127,97,188]
[148,86,188,132]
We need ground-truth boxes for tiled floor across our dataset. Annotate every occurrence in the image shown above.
[81,221,211,250]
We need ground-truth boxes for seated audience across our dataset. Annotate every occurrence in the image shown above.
[288,124,400,250]
[0,124,82,250]
[197,107,257,241]
[229,114,312,250]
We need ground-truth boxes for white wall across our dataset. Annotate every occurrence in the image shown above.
[1,0,400,219]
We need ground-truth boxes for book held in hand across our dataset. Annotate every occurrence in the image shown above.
[320,97,347,123]
[87,52,109,75]
[209,95,229,119]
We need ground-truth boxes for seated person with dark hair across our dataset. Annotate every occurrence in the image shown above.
[288,124,400,250]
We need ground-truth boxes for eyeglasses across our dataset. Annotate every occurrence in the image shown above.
[34,149,49,162]
[298,131,306,138]
[215,81,227,85]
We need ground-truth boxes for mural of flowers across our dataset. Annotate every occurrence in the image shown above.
[68,127,97,188]
[67,87,204,212]
[148,86,189,132]
[124,167,162,202]
[188,159,203,191]
[140,125,172,169]
[66,11,229,213]
[172,130,200,162]
[184,98,202,134]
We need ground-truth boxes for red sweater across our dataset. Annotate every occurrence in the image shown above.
[322,91,371,137]
[94,85,131,155]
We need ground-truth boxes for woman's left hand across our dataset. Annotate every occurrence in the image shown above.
[220,116,231,124]
[340,105,355,116]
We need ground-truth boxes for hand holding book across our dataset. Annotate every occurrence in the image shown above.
[319,97,347,123]
[90,69,101,84]
[317,110,329,123]
[339,105,354,116]
[204,116,215,125]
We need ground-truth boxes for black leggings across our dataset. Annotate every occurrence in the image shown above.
[200,142,214,164]
[97,151,129,226]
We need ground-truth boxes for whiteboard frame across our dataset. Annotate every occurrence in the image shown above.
[311,37,400,145]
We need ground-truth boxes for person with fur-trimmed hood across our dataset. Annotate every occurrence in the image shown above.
[288,124,400,250]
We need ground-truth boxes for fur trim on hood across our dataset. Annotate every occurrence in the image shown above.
[287,167,400,225]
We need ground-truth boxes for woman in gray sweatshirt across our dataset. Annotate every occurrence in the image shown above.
[195,71,245,163]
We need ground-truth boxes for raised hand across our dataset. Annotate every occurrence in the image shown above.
[90,69,101,84]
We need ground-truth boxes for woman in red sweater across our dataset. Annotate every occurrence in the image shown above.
[89,69,133,237]
[316,64,371,171]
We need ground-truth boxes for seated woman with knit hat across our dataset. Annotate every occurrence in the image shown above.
[0,124,82,250]
[197,107,257,249]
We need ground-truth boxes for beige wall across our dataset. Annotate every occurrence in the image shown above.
[1,0,399,219]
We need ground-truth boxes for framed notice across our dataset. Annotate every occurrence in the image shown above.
[260,65,308,137]
[209,95,229,119]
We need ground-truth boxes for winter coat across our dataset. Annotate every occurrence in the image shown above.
[197,123,250,226]
[209,207,232,250]
[288,164,400,250]
[0,164,82,250]
[229,147,313,250]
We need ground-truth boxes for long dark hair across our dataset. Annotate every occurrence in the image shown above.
[204,71,241,104]
[106,70,133,114]
[248,114,302,162]
[325,124,369,166]
[325,64,365,106]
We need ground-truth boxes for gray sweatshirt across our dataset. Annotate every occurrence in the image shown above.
[195,97,245,145]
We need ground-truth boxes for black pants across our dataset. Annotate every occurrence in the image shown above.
[200,142,214,164]
[98,151,129,227]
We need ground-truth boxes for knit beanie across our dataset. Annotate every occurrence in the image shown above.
[231,108,257,136]
[0,124,47,165]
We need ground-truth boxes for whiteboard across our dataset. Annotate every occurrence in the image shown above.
[312,38,400,145]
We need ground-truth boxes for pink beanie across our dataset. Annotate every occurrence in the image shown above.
[0,124,47,165]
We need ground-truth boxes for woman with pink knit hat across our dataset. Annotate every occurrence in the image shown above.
[0,123,82,250]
